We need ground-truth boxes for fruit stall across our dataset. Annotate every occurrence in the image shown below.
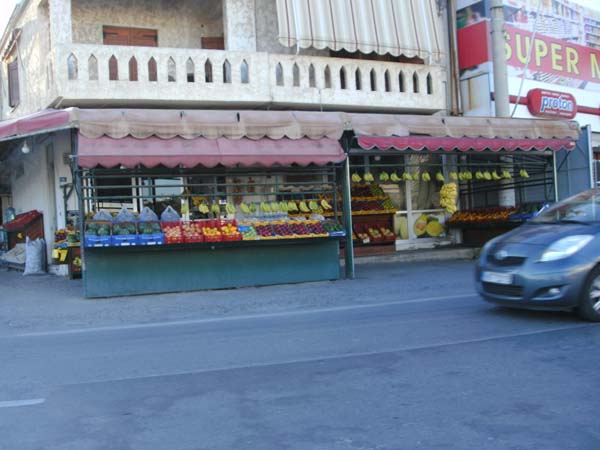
[76,161,349,297]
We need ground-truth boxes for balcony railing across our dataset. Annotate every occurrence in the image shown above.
[51,44,446,112]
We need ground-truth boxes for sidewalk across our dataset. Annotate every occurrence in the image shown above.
[0,256,478,336]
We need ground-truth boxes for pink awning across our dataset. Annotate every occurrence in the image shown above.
[0,109,73,140]
[356,135,576,152]
[78,135,346,168]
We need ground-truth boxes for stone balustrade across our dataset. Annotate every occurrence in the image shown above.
[51,44,445,112]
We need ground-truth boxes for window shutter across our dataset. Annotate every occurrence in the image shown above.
[103,26,158,47]
[201,37,225,50]
[8,59,19,107]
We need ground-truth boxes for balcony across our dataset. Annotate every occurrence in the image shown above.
[50,44,446,113]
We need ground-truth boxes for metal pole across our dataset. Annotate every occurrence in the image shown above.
[490,0,509,118]
[553,151,559,202]
[342,155,354,279]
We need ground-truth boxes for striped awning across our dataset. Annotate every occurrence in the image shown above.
[276,0,444,62]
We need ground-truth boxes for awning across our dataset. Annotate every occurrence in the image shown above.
[357,136,577,152]
[276,0,444,62]
[0,109,75,141]
[77,135,346,169]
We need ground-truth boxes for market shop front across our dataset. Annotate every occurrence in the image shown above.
[346,116,580,250]
[73,109,353,297]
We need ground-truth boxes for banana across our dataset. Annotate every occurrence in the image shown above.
[364,172,374,183]
[299,201,310,213]
[320,199,332,210]
[390,172,400,182]
[225,203,236,214]
[279,201,288,213]
[261,202,271,213]
[211,203,221,215]
[502,170,512,179]
[492,171,501,180]
[351,173,362,183]
[379,172,389,182]
[199,203,209,214]
[402,172,412,181]
[449,171,458,181]
[287,201,298,212]
[309,200,319,211]
[465,171,473,180]
[270,201,279,212]
[435,171,445,182]
[475,171,484,180]
[520,169,530,178]
[422,172,431,182]
[240,203,250,214]
[483,171,492,181]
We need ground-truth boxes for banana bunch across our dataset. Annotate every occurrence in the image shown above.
[436,171,445,182]
[211,203,221,215]
[198,203,210,214]
[402,172,413,181]
[225,203,236,215]
[351,173,362,183]
[320,199,333,210]
[458,171,472,181]
[449,171,458,181]
[270,201,279,212]
[390,172,401,182]
[287,201,298,212]
[364,172,375,183]
[241,203,251,214]
[279,201,289,213]
[519,169,530,178]
[422,172,431,182]
[309,200,319,212]
[299,201,310,213]
[491,171,502,181]
[502,170,512,179]
[379,171,390,182]
[440,182,458,214]
[261,202,272,213]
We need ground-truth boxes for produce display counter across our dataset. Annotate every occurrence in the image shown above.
[83,236,341,298]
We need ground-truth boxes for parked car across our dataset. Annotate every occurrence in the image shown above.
[475,188,600,321]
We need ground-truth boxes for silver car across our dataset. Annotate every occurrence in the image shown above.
[476,189,600,321]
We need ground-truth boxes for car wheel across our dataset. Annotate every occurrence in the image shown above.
[577,266,600,322]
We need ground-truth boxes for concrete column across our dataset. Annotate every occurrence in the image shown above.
[49,0,72,45]
[223,0,257,52]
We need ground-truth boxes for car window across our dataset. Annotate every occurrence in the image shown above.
[533,189,600,223]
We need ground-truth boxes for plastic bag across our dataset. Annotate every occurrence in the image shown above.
[93,209,113,221]
[161,206,181,222]
[23,237,46,276]
[139,206,159,222]
[115,207,136,223]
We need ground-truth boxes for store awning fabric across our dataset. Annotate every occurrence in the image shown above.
[276,0,444,61]
[0,109,74,141]
[77,135,346,168]
[356,136,577,152]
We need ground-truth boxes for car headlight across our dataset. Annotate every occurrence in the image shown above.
[539,235,594,262]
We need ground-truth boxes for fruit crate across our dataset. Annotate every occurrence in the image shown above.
[84,235,111,247]
[138,233,165,246]
[111,234,140,246]
[182,220,205,243]
[204,234,223,242]
[84,220,112,247]
[161,222,184,244]
[354,223,384,243]
[375,222,395,243]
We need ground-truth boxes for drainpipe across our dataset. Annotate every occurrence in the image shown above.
[446,0,462,116]
[490,0,515,206]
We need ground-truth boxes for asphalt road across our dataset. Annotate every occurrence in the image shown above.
[1,264,599,450]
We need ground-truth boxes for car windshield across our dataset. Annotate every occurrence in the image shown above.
[532,189,600,224]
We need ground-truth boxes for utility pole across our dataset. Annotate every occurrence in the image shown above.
[490,0,515,206]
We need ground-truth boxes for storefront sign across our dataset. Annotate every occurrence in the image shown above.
[457,22,600,84]
[527,89,577,119]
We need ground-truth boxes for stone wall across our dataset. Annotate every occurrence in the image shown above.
[71,0,223,48]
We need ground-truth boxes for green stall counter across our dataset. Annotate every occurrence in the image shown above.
[83,237,341,298]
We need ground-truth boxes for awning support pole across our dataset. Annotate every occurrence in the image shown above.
[341,140,354,279]
[70,128,85,276]
[553,151,559,202]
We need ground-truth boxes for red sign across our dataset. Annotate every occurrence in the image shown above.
[526,89,577,119]
[457,21,600,84]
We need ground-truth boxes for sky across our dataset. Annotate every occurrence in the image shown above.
[0,0,599,41]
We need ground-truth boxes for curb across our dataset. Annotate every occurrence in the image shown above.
[341,247,480,266]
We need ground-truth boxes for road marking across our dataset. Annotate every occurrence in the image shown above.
[0,398,45,408]
[6,292,480,339]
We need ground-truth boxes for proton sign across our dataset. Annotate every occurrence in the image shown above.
[527,89,577,119]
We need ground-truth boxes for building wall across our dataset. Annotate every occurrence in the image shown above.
[71,0,223,48]
[1,1,53,120]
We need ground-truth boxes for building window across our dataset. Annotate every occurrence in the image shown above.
[103,26,158,47]
[7,59,19,107]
